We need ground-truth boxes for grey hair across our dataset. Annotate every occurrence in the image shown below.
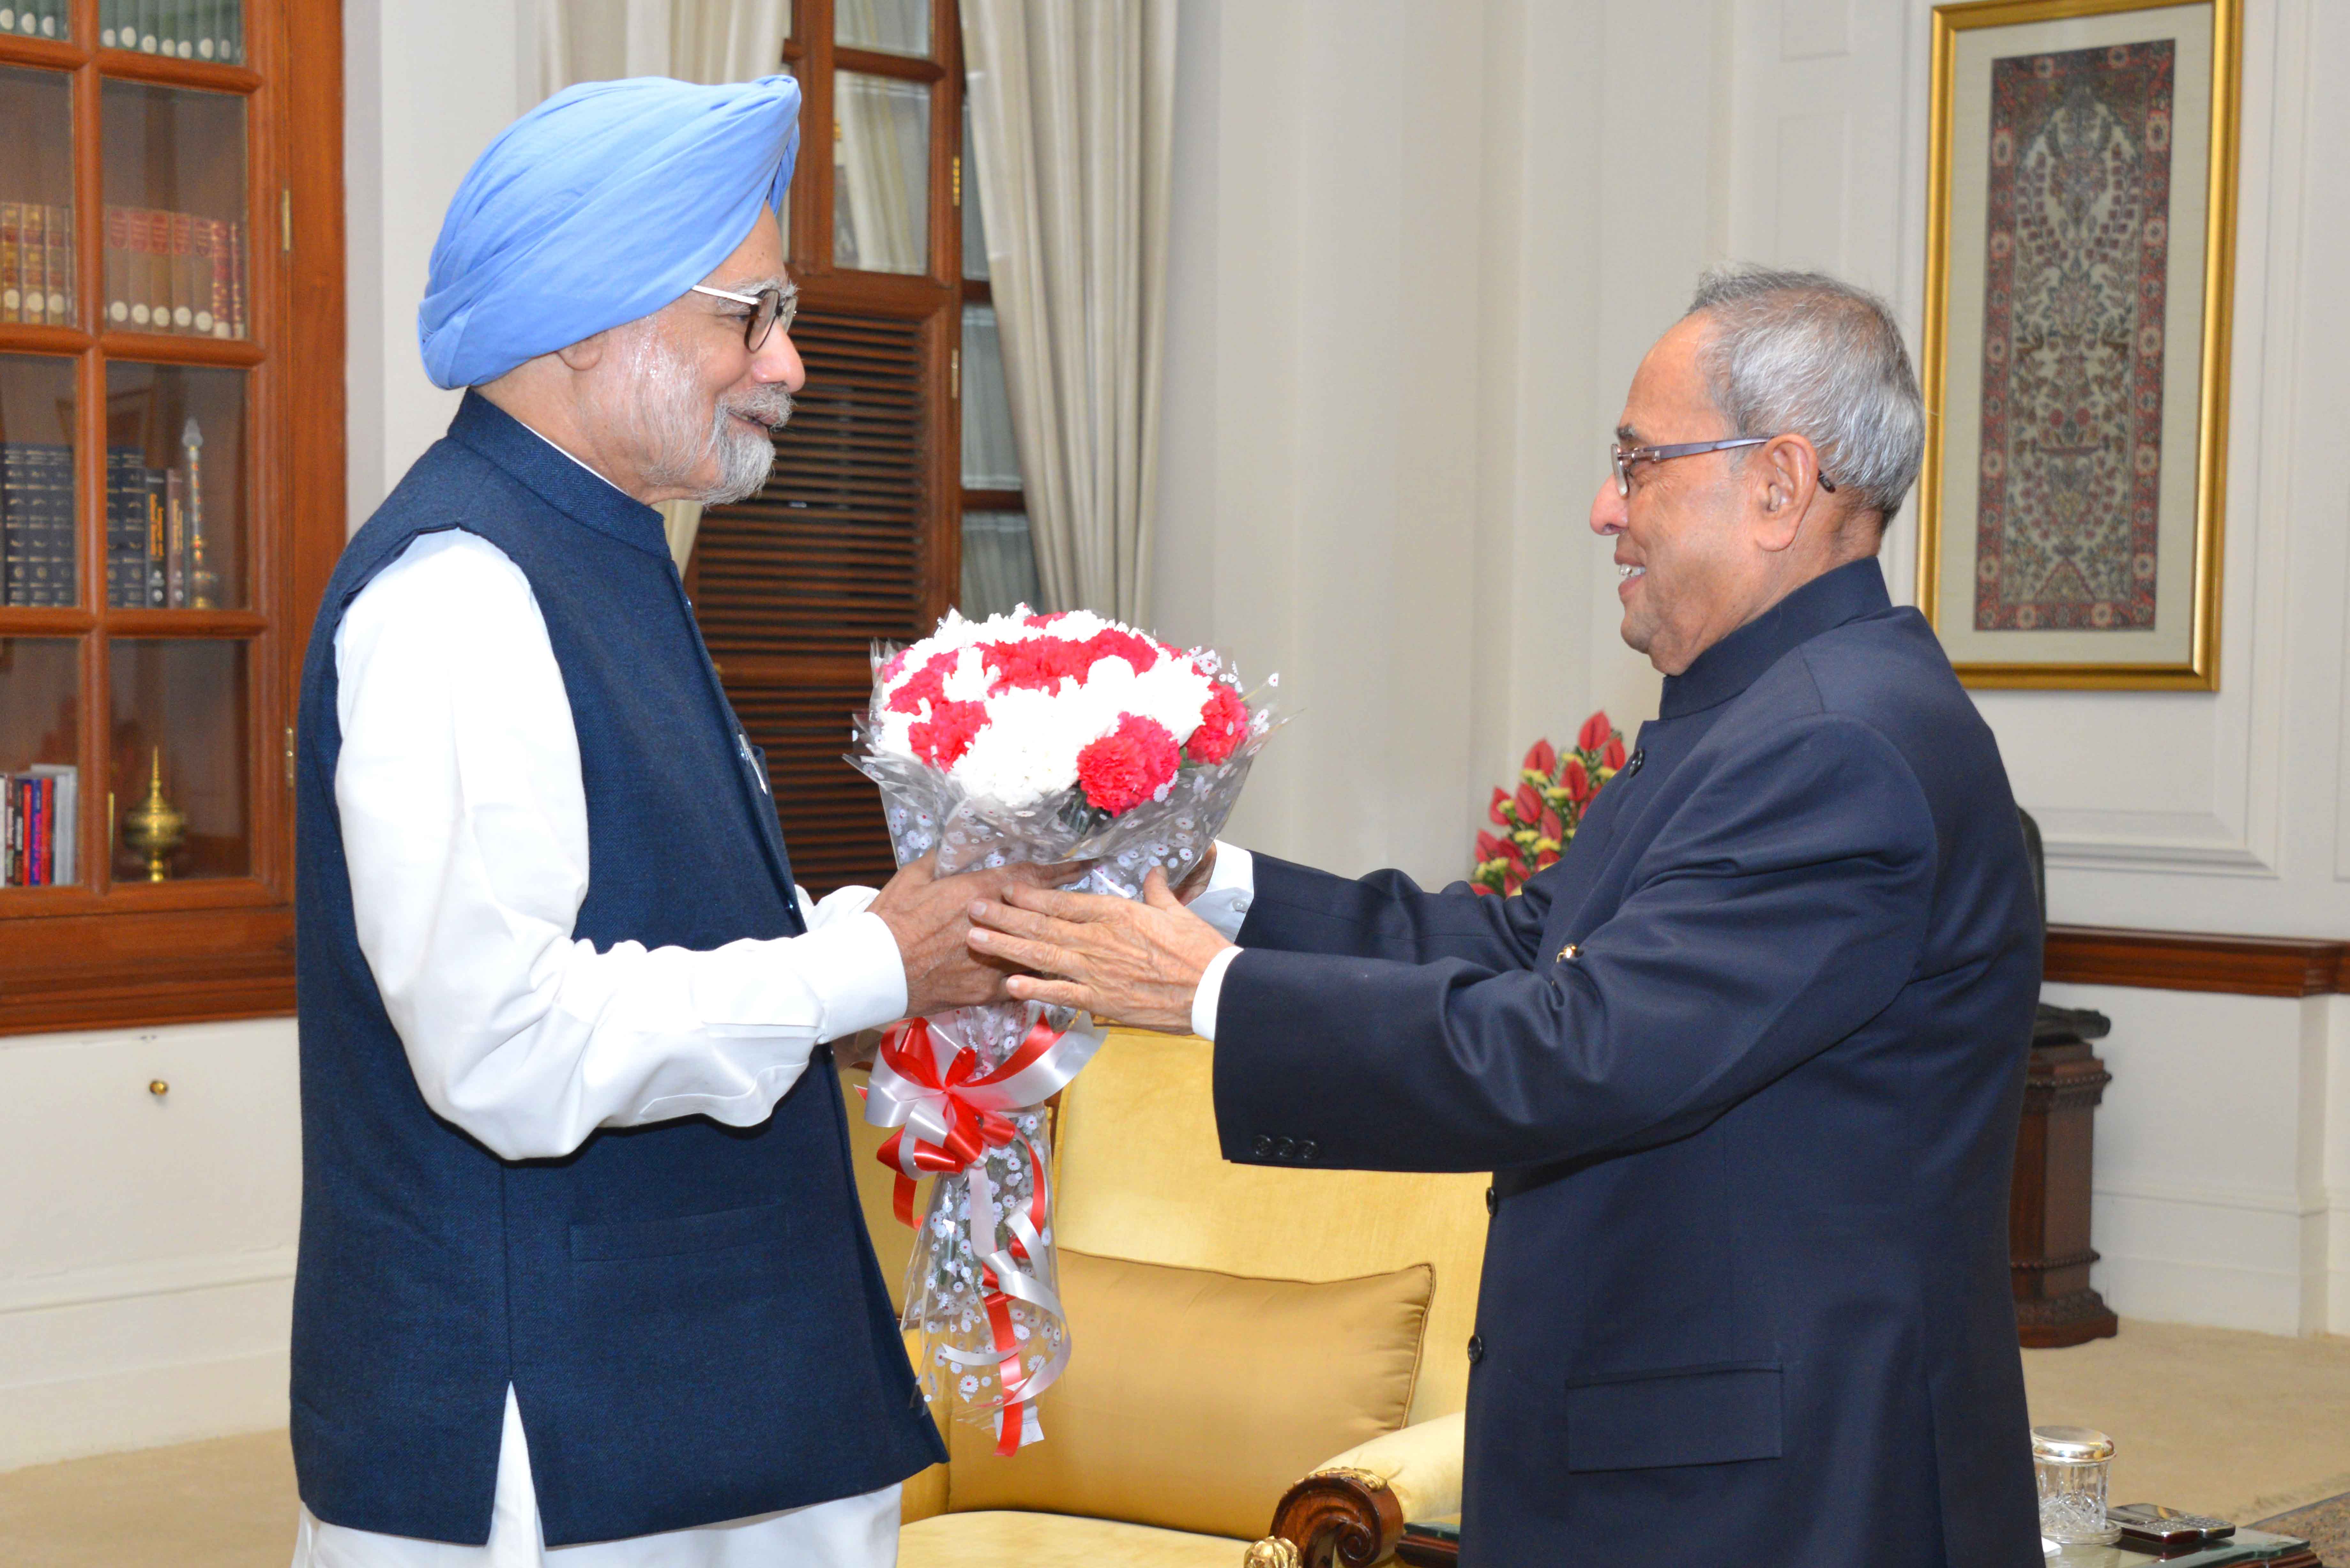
[1686,264,1924,526]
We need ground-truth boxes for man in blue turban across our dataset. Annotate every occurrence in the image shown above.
[289,75,1036,1567]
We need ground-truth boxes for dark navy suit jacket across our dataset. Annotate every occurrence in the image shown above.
[1213,559,2042,1566]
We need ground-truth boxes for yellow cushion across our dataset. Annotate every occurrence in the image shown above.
[944,1247,1431,1541]
[1054,1031,1490,1423]
[899,1510,1247,1568]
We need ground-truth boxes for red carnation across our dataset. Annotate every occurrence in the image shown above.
[1076,714,1181,815]
[1079,627,1163,674]
[1603,736,1627,770]
[1489,787,1512,826]
[1578,711,1614,753]
[1185,682,1249,764]
[1561,757,1592,803]
[1539,807,1565,841]
[1514,781,1543,822]
[1524,739,1558,776]
[1025,612,1067,629]
[982,636,1093,694]
[886,649,960,716]
[910,700,988,768]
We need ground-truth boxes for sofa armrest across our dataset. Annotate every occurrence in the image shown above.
[1246,1412,1465,1566]
[897,1329,951,1525]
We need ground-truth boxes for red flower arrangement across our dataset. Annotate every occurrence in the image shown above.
[1470,709,1626,896]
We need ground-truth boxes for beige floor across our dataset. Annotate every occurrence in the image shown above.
[2020,1318,2350,1524]
[2,1321,2345,1567]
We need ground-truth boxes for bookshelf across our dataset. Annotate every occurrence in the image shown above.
[0,0,341,1034]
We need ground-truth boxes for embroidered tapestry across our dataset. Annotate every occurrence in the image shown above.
[1975,40,2175,632]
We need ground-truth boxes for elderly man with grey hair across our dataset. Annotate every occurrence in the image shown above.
[962,266,2045,1566]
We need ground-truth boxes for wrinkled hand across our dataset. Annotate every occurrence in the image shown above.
[966,869,1234,1033]
[871,852,1073,1017]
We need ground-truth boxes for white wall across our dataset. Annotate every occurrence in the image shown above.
[1153,0,2349,1335]
[0,1020,300,1470]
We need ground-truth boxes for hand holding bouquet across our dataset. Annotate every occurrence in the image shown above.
[852,607,1279,1453]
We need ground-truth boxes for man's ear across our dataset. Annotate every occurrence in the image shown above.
[555,330,609,373]
[1751,433,1824,552]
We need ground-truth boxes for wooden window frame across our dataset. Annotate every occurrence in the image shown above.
[687,0,971,895]
[0,0,344,1036]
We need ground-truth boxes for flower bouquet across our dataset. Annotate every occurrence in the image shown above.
[1470,710,1626,895]
[851,607,1280,1453]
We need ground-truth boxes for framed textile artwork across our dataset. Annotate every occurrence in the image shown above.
[1920,0,2241,689]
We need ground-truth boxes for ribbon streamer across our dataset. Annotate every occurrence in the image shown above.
[866,1011,1103,1453]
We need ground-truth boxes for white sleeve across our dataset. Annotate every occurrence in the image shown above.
[333,530,908,1162]
[1187,841,1255,939]
[1189,943,1245,1041]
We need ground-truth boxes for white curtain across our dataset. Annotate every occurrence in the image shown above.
[959,0,1176,621]
[518,0,793,570]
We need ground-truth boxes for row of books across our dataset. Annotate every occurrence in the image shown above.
[0,205,248,339]
[0,3,64,42]
[0,432,216,608]
[106,207,247,339]
[0,443,72,607]
[108,433,218,608]
[2,766,79,887]
[100,0,242,63]
[0,204,74,327]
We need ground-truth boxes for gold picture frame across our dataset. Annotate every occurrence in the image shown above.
[1918,0,2241,689]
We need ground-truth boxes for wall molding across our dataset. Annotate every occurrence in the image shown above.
[2045,923,2349,997]
[0,1246,298,1319]
[2092,1175,2320,1220]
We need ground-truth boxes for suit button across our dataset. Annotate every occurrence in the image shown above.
[1625,747,1645,776]
[1467,1333,1485,1365]
[1485,1185,1497,1216]
[1274,1137,1295,1159]
[1298,1140,1317,1162]
[1252,1135,1272,1157]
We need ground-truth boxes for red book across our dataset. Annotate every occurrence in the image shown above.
[227,220,246,339]
[145,208,172,328]
[103,204,130,325]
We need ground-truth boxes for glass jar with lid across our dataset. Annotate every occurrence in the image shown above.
[2033,1425,2122,1544]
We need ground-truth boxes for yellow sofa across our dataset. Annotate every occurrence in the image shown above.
[840,1029,1487,1566]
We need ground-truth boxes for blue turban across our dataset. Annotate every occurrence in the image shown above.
[418,74,801,390]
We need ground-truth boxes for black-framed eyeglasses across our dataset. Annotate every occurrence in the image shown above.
[1610,436,1836,497]
[689,283,794,354]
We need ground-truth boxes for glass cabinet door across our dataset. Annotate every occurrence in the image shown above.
[105,362,245,609]
[0,637,82,886]
[1,65,77,329]
[108,638,247,881]
[101,80,249,339]
[0,353,79,607]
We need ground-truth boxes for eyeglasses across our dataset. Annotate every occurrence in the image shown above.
[689,283,794,354]
[1610,436,1837,497]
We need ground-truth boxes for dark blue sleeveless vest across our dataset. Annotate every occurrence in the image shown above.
[290,391,942,1546]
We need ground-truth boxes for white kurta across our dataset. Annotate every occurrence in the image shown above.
[295,519,910,1568]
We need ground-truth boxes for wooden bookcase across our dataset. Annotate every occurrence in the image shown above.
[0,0,342,1035]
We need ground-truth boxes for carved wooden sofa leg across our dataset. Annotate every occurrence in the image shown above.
[1248,1467,1405,1567]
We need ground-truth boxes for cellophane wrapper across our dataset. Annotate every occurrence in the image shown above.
[849,645,1281,1442]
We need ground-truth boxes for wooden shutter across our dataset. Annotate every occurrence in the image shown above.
[693,307,953,894]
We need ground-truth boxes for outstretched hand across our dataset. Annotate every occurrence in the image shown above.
[965,868,1234,1034]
